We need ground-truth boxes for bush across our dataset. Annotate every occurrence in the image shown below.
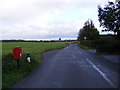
[95,39,110,46]
[80,40,95,48]
[80,39,120,53]
[96,44,120,53]
[96,45,112,53]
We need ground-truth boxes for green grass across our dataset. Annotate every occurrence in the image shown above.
[78,44,94,50]
[2,42,71,88]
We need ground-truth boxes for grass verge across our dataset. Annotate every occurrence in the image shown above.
[2,42,71,88]
[78,44,95,50]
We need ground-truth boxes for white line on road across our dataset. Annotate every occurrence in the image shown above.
[86,58,115,88]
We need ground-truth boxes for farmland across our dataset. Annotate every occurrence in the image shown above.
[2,42,71,88]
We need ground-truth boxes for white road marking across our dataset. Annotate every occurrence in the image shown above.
[86,58,115,88]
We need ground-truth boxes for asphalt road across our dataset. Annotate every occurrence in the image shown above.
[12,44,118,88]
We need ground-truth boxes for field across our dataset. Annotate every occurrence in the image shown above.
[2,42,71,88]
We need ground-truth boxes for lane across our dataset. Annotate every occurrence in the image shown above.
[70,44,118,88]
[12,44,118,88]
[75,45,118,87]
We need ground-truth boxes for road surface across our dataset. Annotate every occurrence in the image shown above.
[12,44,118,88]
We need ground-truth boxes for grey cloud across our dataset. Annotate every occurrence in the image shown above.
[0,0,106,40]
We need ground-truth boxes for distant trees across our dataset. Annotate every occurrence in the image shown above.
[77,19,99,41]
[98,1,120,39]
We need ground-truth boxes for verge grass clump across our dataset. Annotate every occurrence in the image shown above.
[78,44,94,50]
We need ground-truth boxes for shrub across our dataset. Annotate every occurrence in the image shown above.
[96,44,120,53]
[80,38,120,53]
[95,39,110,46]
[80,40,95,48]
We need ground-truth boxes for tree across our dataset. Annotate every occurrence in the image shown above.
[77,19,99,41]
[59,38,61,41]
[98,1,120,37]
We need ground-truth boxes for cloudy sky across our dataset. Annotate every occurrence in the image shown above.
[0,0,115,40]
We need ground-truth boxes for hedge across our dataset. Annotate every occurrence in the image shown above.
[80,39,120,53]
[80,40,95,48]
[96,45,120,53]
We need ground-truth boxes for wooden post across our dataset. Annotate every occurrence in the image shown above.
[17,59,20,68]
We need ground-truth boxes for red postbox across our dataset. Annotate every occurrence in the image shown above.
[13,47,22,59]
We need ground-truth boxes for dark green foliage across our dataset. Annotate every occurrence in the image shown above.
[96,44,120,53]
[95,39,110,46]
[77,19,99,41]
[98,1,120,40]
[2,53,41,88]
[80,37,120,53]
[95,38,120,53]
[80,40,96,48]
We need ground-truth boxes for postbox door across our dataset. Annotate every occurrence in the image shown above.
[13,47,22,59]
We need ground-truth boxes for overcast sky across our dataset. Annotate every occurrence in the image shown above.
[0,0,115,40]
